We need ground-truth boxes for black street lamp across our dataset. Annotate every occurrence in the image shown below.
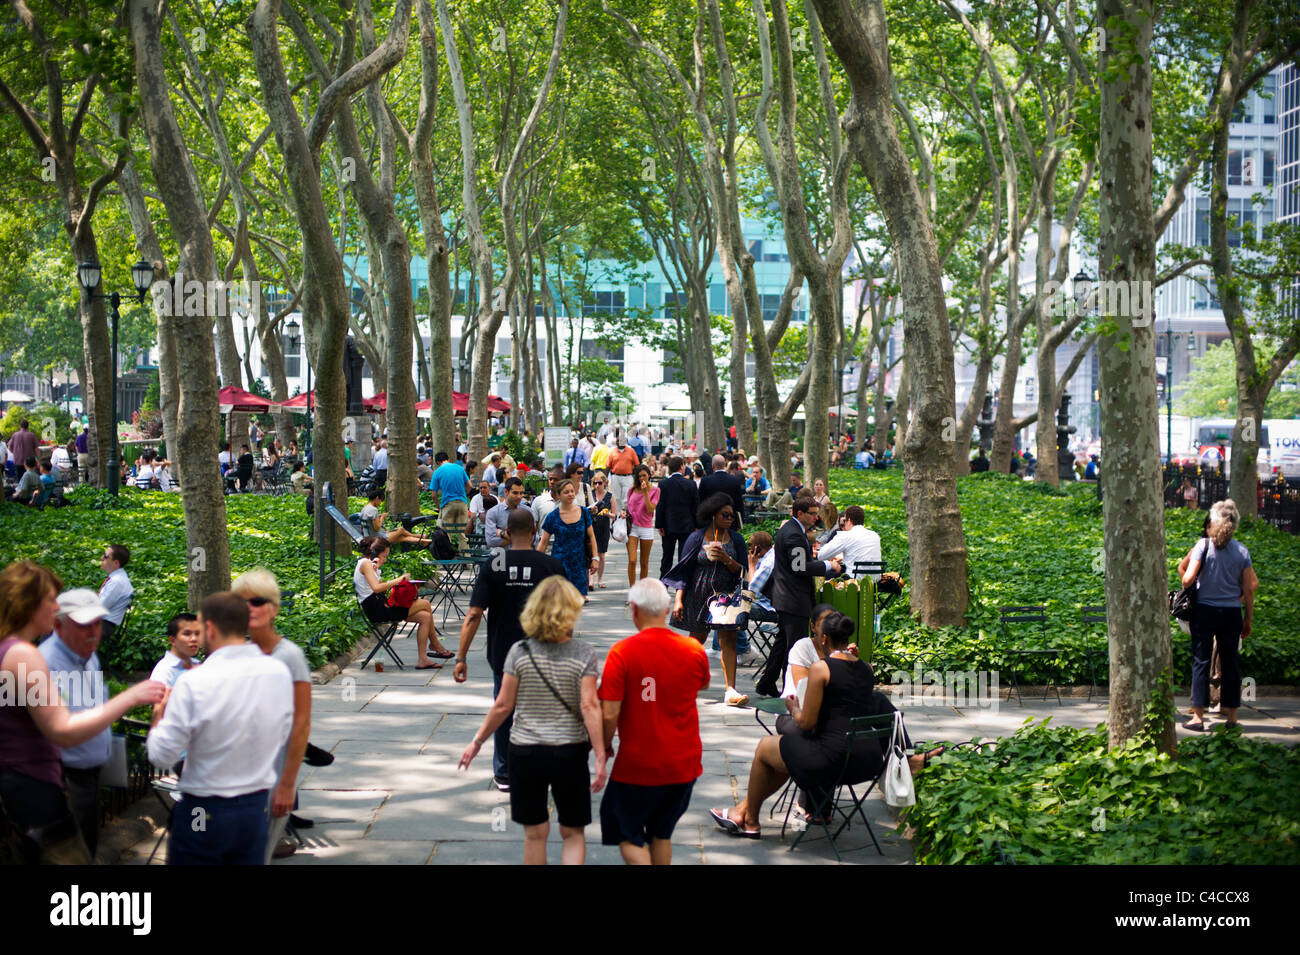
[77,258,153,495]
[285,315,312,451]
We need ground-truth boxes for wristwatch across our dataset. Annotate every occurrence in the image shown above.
[456,657,466,664]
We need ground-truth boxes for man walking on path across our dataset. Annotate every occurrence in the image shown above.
[607,436,640,514]
[655,456,699,577]
[147,592,293,865]
[754,495,843,698]
[432,451,472,546]
[454,509,565,791]
[598,578,710,865]
[699,456,745,529]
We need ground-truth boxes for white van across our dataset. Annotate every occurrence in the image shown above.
[1194,419,1273,480]
[1266,419,1300,481]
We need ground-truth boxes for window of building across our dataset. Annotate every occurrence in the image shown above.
[1263,149,1276,187]
[581,340,625,375]
[282,336,300,379]
[1260,74,1277,124]
[583,290,626,316]
[1227,148,1243,185]
[1195,198,1209,246]
[661,349,686,384]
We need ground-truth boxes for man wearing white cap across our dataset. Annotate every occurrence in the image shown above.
[39,589,112,857]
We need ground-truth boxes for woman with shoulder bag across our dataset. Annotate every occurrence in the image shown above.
[662,493,750,707]
[1179,500,1257,731]
[458,577,606,864]
[353,536,451,667]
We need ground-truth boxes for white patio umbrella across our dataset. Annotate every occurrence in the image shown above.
[1,390,33,403]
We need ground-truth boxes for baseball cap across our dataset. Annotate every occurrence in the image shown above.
[56,589,109,625]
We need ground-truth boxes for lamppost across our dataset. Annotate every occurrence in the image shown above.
[285,316,312,452]
[1164,314,1174,463]
[77,258,154,495]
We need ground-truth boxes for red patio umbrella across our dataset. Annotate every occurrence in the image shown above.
[364,393,387,413]
[218,386,273,413]
[487,395,511,414]
[416,393,471,417]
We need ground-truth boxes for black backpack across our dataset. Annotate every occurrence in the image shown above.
[431,527,456,559]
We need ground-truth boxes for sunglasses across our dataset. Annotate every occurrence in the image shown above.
[592,480,606,485]
[246,596,274,607]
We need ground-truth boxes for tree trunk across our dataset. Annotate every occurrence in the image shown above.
[1096,0,1173,752]
[129,0,231,603]
[118,162,179,459]
[249,0,393,554]
[811,0,968,626]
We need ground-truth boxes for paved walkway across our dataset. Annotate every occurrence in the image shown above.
[123,540,1300,866]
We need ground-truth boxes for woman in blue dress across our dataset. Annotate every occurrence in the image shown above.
[537,477,599,601]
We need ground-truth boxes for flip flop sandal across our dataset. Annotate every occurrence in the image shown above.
[709,808,760,838]
[427,649,456,659]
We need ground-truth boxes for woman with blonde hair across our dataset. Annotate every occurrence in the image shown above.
[459,577,606,864]
[0,561,164,862]
[231,568,313,860]
[1180,499,1257,730]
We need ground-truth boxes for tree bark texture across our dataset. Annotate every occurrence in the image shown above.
[1096,0,1174,752]
[129,0,231,604]
[812,0,968,626]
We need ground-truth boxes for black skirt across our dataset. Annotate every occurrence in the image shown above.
[361,591,408,623]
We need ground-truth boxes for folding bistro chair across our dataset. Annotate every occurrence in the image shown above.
[744,605,780,669]
[355,595,406,671]
[1081,605,1108,701]
[998,605,1061,704]
[787,712,896,862]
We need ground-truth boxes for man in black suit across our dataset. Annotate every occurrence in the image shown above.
[754,494,844,697]
[656,456,700,576]
[699,455,745,528]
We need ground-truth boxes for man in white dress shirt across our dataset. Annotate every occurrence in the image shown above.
[147,592,293,865]
[815,505,883,580]
[97,544,134,641]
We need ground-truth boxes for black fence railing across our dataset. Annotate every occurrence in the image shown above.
[1162,464,1299,534]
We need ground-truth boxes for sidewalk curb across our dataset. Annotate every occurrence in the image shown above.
[312,636,374,685]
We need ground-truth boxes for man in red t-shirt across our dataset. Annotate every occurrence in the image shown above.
[598,578,710,865]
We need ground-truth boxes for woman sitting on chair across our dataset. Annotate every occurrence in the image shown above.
[710,612,943,838]
[353,536,452,668]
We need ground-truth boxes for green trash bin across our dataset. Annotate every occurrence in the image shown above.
[818,576,875,662]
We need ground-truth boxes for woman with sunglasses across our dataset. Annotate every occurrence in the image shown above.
[588,470,614,589]
[663,493,750,706]
[232,568,312,861]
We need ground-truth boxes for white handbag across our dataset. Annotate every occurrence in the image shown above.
[883,711,916,808]
[611,516,629,543]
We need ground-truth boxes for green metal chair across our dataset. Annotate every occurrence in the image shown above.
[787,711,896,861]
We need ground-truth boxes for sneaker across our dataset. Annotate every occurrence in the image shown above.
[725,687,750,707]
[493,774,511,792]
[272,839,297,859]
[736,651,760,667]
[289,813,314,829]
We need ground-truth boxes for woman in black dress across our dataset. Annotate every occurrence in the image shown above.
[588,470,614,589]
[709,613,944,838]
[662,493,749,707]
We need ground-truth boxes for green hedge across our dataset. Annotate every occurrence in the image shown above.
[906,719,1300,864]
[824,468,1300,685]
